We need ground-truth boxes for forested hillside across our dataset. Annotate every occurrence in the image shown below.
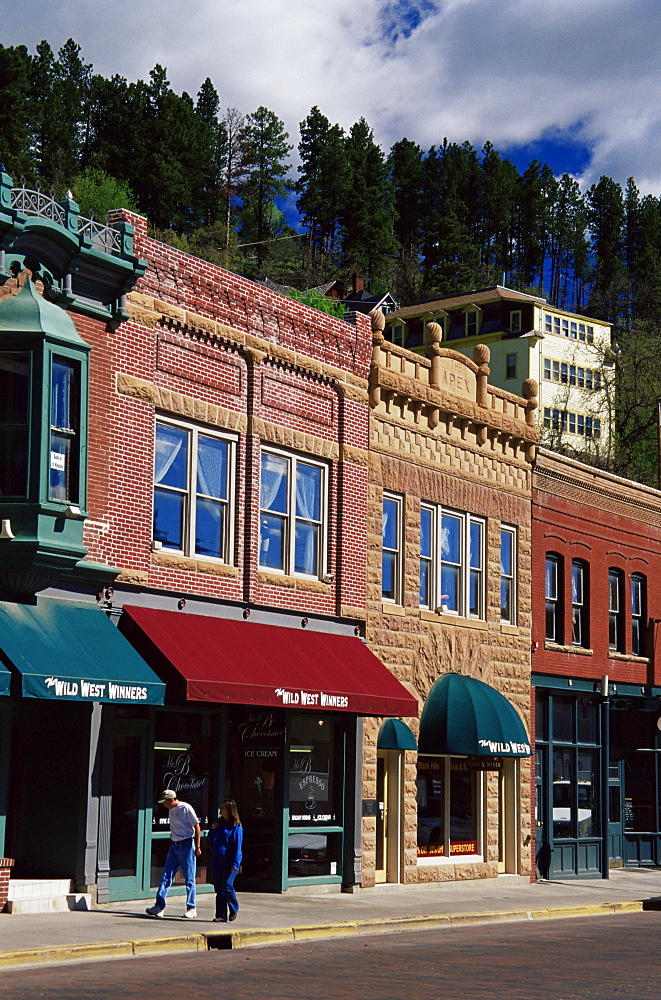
[2,38,661,483]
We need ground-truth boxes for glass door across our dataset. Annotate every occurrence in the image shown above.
[608,760,624,865]
[108,720,150,896]
[375,752,388,883]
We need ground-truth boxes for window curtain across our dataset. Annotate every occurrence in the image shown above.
[261,453,288,510]
[155,426,185,486]
[196,437,227,502]
[295,464,320,575]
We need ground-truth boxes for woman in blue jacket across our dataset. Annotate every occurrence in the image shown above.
[209,799,243,922]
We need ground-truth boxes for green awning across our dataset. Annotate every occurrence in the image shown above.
[419,674,530,758]
[0,598,165,704]
[377,718,418,750]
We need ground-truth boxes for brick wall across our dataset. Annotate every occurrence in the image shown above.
[73,214,372,621]
[532,449,661,688]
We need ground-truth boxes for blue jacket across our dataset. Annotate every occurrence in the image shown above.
[208,820,243,870]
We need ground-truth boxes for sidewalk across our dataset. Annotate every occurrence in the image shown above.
[2,868,661,970]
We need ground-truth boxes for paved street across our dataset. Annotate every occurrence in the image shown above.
[4,911,660,999]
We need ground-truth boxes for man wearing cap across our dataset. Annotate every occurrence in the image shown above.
[146,790,202,918]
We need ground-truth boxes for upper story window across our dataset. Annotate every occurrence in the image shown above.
[154,419,234,561]
[382,493,403,603]
[631,574,646,656]
[510,310,522,334]
[420,504,485,618]
[391,324,405,345]
[505,353,517,379]
[572,560,589,647]
[608,569,624,652]
[0,350,30,498]
[545,554,561,642]
[50,355,80,503]
[259,449,326,577]
[500,526,517,624]
[543,357,602,390]
[465,309,479,337]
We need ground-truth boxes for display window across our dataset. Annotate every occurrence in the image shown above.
[416,756,481,860]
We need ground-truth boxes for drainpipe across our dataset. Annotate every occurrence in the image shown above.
[600,674,610,880]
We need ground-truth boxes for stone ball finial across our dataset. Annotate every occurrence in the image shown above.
[522,378,539,400]
[369,308,385,333]
[472,343,490,365]
[424,321,443,345]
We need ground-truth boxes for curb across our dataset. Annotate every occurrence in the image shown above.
[0,900,646,970]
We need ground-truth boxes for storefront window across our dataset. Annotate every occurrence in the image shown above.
[417,757,480,859]
[225,707,285,885]
[151,712,212,887]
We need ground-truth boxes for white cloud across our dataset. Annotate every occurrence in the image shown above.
[2,0,661,192]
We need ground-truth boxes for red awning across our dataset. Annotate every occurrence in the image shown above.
[120,605,417,718]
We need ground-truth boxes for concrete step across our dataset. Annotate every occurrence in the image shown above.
[4,879,90,914]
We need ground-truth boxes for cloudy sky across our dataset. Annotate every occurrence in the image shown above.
[3,0,661,193]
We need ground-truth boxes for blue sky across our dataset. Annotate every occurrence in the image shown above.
[2,0,661,195]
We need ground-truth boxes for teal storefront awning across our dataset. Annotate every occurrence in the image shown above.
[419,674,531,758]
[0,599,165,704]
[377,718,418,750]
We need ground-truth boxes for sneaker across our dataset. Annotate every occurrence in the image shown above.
[184,908,197,918]
[146,906,163,917]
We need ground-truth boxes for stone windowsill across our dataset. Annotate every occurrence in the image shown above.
[607,651,650,664]
[420,609,488,631]
[545,641,593,656]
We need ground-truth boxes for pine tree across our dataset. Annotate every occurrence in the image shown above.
[195,78,227,227]
[587,175,626,322]
[340,118,394,288]
[238,106,292,270]
[296,107,349,277]
[0,43,37,181]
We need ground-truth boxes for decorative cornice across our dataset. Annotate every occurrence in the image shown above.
[125,292,369,393]
[116,373,247,433]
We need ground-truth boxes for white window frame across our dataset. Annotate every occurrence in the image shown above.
[416,757,484,865]
[500,525,517,624]
[419,504,485,619]
[465,309,479,337]
[259,447,328,579]
[382,492,403,604]
[153,416,236,562]
[510,310,522,334]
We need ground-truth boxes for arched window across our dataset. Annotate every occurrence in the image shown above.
[545,554,562,642]
[608,569,624,652]
[631,574,646,656]
[571,560,589,648]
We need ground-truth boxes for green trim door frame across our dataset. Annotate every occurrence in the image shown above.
[107,717,152,901]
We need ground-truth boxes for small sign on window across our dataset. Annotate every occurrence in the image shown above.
[50,452,65,471]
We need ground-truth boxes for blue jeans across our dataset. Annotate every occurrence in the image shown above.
[154,839,197,911]
[212,864,239,920]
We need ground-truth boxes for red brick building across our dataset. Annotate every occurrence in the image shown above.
[0,182,414,907]
[533,448,661,878]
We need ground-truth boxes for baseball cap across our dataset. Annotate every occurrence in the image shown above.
[158,789,177,803]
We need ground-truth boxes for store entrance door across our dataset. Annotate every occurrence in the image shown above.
[498,760,518,873]
[608,761,624,866]
[375,749,402,884]
[108,720,150,898]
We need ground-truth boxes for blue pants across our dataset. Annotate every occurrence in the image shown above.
[154,839,197,911]
[212,864,239,920]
